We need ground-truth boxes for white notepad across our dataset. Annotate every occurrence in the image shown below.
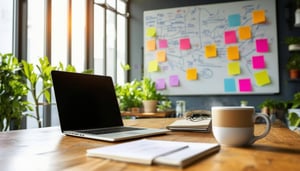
[86,139,220,167]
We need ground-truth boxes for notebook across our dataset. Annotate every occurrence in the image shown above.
[51,71,169,141]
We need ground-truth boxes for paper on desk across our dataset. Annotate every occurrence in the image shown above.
[86,139,188,165]
[154,142,220,167]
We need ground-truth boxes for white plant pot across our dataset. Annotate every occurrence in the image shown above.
[287,108,300,130]
[288,44,300,51]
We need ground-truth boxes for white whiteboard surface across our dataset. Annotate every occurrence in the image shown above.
[143,0,279,95]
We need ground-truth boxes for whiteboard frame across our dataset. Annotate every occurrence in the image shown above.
[143,0,279,95]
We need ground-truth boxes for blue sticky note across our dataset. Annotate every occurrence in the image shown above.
[228,14,241,27]
[224,78,236,92]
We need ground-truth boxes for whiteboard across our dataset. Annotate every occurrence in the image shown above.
[143,0,279,95]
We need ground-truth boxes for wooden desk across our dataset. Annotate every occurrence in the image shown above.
[0,118,300,171]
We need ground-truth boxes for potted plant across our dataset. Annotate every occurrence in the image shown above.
[115,80,143,112]
[285,37,300,51]
[287,92,300,130]
[286,52,300,80]
[140,77,163,113]
[259,98,276,115]
[0,53,31,131]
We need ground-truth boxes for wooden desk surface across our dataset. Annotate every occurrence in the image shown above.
[0,118,300,171]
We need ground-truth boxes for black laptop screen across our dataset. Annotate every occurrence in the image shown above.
[51,71,124,131]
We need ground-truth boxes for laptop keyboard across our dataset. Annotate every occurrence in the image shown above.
[76,127,145,135]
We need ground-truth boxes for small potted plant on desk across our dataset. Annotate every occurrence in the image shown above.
[115,80,142,113]
[287,92,300,131]
[140,77,163,113]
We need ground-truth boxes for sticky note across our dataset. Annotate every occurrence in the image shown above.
[146,27,156,37]
[228,62,240,75]
[256,38,269,53]
[227,46,240,60]
[254,70,271,86]
[224,30,237,44]
[224,78,236,92]
[186,68,198,80]
[228,14,241,27]
[157,50,167,62]
[147,39,156,51]
[238,26,251,40]
[252,55,265,69]
[238,78,252,92]
[205,44,217,58]
[169,75,180,87]
[252,10,266,24]
[148,60,159,72]
[159,39,168,48]
[180,38,191,50]
[156,78,166,90]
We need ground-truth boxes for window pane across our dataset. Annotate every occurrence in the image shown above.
[28,0,45,63]
[27,0,46,129]
[94,4,105,75]
[0,0,13,53]
[52,0,68,66]
[107,0,116,9]
[106,9,116,80]
[117,0,126,14]
[72,0,86,72]
[117,14,127,84]
[94,0,105,4]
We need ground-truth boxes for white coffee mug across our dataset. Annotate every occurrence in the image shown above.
[211,106,271,147]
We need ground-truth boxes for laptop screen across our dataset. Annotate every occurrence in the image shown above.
[51,71,124,132]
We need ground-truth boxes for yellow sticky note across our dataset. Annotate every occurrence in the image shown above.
[252,10,266,24]
[228,62,240,75]
[146,27,156,37]
[147,39,156,51]
[227,46,240,60]
[148,60,159,72]
[254,70,271,86]
[186,68,198,80]
[205,44,217,58]
[156,50,167,62]
[238,26,251,40]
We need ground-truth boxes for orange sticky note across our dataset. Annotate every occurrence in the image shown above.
[254,70,271,86]
[205,44,217,58]
[228,62,240,75]
[227,46,240,60]
[148,60,159,72]
[186,68,198,80]
[238,26,251,40]
[252,10,266,24]
[146,27,156,37]
[156,50,167,62]
[147,39,156,51]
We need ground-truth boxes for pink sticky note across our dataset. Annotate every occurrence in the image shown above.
[252,55,265,69]
[238,78,252,92]
[180,38,191,50]
[169,75,179,87]
[256,39,269,53]
[224,30,237,44]
[159,39,168,48]
[156,78,166,90]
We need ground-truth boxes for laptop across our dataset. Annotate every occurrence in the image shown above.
[51,70,169,141]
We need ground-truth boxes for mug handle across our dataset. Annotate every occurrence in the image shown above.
[248,113,271,145]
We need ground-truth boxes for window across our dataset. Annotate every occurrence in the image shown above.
[0,0,13,53]
[1,0,129,128]
[94,0,129,83]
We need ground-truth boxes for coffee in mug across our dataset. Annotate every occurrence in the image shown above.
[211,106,271,147]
